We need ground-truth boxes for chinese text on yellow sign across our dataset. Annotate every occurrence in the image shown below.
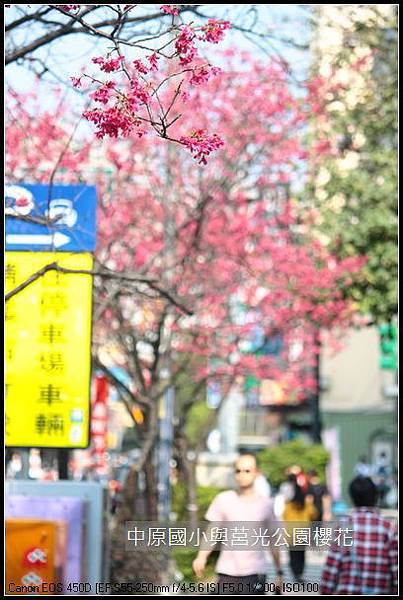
[5,252,93,448]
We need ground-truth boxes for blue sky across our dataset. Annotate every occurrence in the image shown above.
[5,4,311,110]
[5,5,312,188]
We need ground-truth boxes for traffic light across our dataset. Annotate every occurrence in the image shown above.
[379,323,398,370]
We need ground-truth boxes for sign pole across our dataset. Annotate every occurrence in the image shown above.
[20,449,30,479]
[57,449,69,480]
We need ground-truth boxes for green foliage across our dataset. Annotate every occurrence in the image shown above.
[257,440,330,488]
[173,353,215,447]
[172,547,218,585]
[172,483,222,522]
[308,7,397,323]
[171,484,221,583]
[184,402,212,447]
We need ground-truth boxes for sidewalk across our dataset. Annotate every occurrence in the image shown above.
[265,551,325,595]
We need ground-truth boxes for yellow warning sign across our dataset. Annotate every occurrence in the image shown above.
[5,252,93,448]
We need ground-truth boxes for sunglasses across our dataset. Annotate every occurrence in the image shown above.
[235,469,252,474]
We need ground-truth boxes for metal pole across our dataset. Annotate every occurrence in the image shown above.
[311,328,322,443]
[157,386,174,520]
[156,136,176,521]
[20,449,30,478]
[57,449,69,479]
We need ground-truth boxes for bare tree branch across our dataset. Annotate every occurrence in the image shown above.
[5,262,192,315]
[6,6,100,64]
[93,356,150,411]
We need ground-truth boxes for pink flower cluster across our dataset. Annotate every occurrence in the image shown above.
[92,55,124,73]
[189,65,221,86]
[55,5,80,11]
[148,53,160,71]
[175,26,198,65]
[127,78,150,108]
[83,107,139,139]
[74,10,231,162]
[160,5,180,16]
[90,81,116,104]
[180,130,224,164]
[70,76,82,88]
[200,19,231,44]
[133,59,149,75]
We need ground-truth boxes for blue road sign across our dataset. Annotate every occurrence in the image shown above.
[5,183,97,252]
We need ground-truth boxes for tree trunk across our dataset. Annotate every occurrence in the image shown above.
[144,459,158,520]
[117,465,138,525]
[111,413,163,591]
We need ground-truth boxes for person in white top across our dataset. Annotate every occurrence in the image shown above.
[192,454,283,594]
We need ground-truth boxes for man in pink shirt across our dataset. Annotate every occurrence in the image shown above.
[192,454,283,594]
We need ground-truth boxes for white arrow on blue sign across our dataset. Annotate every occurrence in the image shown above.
[5,183,97,252]
[6,232,71,248]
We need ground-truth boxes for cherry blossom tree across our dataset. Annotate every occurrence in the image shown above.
[6,4,312,162]
[6,4,232,162]
[6,50,365,496]
[6,50,366,583]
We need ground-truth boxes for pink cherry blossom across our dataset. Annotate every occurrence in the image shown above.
[83,107,140,138]
[70,76,82,88]
[147,53,160,72]
[90,81,116,104]
[200,19,231,44]
[92,55,124,73]
[175,25,198,66]
[189,65,221,86]
[55,5,80,11]
[179,130,224,164]
[160,5,180,16]
[133,59,149,75]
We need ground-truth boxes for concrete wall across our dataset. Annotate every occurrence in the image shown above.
[196,452,237,489]
[320,326,395,412]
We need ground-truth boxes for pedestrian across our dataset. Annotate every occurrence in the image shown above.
[320,476,398,595]
[192,453,283,595]
[6,452,22,479]
[254,469,272,499]
[373,452,392,508]
[286,465,309,493]
[28,448,43,479]
[273,469,297,519]
[282,474,318,582]
[353,455,373,478]
[306,469,332,522]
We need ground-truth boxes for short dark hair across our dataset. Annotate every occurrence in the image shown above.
[349,476,377,507]
[237,452,259,469]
